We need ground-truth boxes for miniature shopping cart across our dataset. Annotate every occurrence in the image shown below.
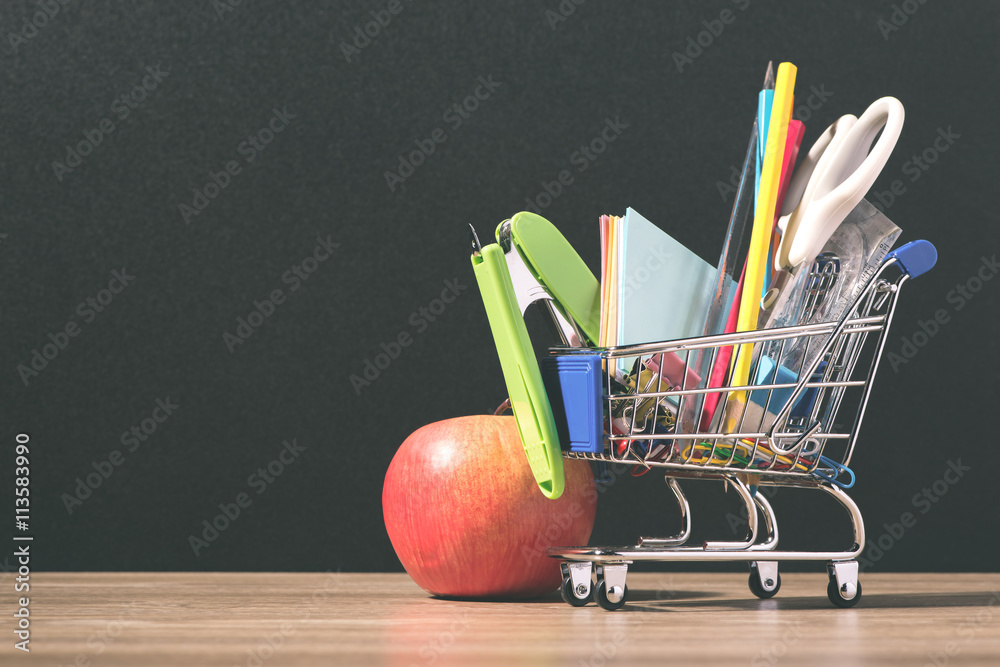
[542,239,937,610]
[470,211,937,611]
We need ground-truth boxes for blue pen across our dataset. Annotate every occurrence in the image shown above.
[756,62,775,295]
[755,89,772,206]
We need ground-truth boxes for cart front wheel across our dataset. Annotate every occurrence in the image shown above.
[827,578,862,608]
[594,580,628,611]
[748,569,781,599]
[560,576,591,607]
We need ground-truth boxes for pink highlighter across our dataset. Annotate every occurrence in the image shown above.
[700,265,745,431]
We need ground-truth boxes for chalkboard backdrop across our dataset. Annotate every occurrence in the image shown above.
[3,0,997,574]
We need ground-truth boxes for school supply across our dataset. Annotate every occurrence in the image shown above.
[728,62,798,426]
[468,61,939,611]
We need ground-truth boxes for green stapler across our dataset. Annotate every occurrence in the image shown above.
[470,212,601,499]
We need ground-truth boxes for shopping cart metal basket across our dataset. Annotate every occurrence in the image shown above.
[469,209,936,610]
[544,239,937,610]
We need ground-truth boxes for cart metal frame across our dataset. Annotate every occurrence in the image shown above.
[548,251,922,610]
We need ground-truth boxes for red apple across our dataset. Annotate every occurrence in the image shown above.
[383,415,597,599]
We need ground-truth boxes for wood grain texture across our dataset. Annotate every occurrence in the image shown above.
[4,572,1000,666]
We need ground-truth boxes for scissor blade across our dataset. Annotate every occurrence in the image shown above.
[763,60,775,90]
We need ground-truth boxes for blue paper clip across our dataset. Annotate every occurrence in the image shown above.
[810,456,855,489]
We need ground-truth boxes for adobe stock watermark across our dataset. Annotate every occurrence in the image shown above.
[350,278,467,394]
[923,591,1000,667]
[869,126,959,213]
[544,0,586,30]
[407,613,472,667]
[338,0,413,62]
[877,0,929,41]
[235,571,344,666]
[727,485,779,535]
[6,0,74,55]
[859,458,970,572]
[188,439,307,556]
[523,492,594,567]
[61,397,179,514]
[573,578,682,666]
[211,0,244,21]
[12,540,30,653]
[62,604,141,665]
[886,254,996,372]
[0,555,18,581]
[384,75,502,192]
[523,459,644,567]
[179,106,296,224]
[672,0,751,73]
[621,245,678,302]
[522,116,628,214]
[715,83,833,202]
[239,622,295,667]
[222,235,340,353]
[751,622,805,667]
[16,267,135,386]
[51,64,170,181]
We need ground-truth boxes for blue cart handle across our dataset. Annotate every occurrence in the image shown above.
[886,240,937,279]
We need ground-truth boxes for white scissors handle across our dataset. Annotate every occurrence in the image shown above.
[776,115,856,267]
[779,115,857,219]
[777,97,905,270]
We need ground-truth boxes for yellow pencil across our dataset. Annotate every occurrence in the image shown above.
[727,62,797,429]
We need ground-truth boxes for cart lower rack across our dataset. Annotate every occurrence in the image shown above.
[544,241,935,610]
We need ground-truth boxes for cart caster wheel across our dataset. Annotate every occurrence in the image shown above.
[827,578,862,608]
[561,577,591,607]
[594,580,628,611]
[749,570,781,599]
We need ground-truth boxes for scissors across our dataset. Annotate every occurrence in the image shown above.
[763,96,905,308]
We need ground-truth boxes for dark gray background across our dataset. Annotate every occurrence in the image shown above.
[2,0,997,574]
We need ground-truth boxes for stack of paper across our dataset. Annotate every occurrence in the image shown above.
[597,214,621,349]
[599,207,726,374]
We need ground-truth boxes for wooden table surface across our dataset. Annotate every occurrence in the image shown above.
[5,572,1000,666]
